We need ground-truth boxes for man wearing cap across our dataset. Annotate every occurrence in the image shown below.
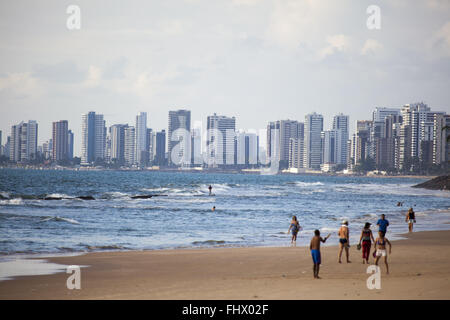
[338,220,351,263]
[377,214,389,236]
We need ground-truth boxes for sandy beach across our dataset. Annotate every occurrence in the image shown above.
[1,230,449,300]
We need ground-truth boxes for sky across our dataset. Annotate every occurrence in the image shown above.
[1,0,450,156]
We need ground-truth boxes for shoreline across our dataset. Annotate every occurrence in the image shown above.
[0,167,437,180]
[1,229,450,299]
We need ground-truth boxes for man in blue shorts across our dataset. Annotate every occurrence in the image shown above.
[377,214,389,236]
[310,230,331,279]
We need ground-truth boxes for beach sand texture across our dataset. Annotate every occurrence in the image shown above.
[1,230,449,300]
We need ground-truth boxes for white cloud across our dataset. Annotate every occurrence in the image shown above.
[0,72,42,99]
[431,21,450,57]
[84,66,102,88]
[319,34,351,59]
[361,39,383,55]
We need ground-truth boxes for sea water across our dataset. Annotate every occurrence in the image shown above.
[1,169,449,256]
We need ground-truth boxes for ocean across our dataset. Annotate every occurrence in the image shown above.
[1,169,449,255]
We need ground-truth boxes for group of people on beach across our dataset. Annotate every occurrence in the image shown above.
[288,207,416,279]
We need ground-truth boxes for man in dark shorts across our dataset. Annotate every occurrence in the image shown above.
[310,230,331,279]
[338,220,350,263]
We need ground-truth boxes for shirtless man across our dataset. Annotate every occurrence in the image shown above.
[310,230,331,279]
[338,220,351,263]
[374,231,392,274]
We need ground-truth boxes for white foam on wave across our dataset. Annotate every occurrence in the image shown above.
[294,181,325,187]
[41,216,80,224]
[0,258,69,281]
[0,198,23,205]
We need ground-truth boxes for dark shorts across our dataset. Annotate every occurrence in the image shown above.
[292,230,298,236]
[339,238,348,244]
[311,249,321,264]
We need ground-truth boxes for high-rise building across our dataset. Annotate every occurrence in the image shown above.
[303,113,323,169]
[135,112,148,167]
[236,130,259,167]
[332,113,349,165]
[399,102,445,169]
[168,109,191,166]
[155,130,166,166]
[10,120,38,162]
[146,128,154,165]
[321,130,338,164]
[110,124,128,165]
[4,136,11,159]
[52,120,69,162]
[352,120,372,165]
[206,113,236,167]
[81,112,106,165]
[124,126,136,166]
[68,130,74,160]
[289,137,304,170]
[191,127,202,166]
[433,114,450,165]
[267,120,304,169]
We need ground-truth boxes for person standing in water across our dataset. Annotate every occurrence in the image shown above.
[310,230,331,279]
[208,185,213,196]
[338,220,351,263]
[287,216,301,244]
[358,222,375,264]
[374,231,392,274]
[406,208,416,232]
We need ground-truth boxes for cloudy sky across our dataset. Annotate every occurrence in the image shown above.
[1,0,449,156]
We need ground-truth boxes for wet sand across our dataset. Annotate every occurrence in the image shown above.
[1,230,449,299]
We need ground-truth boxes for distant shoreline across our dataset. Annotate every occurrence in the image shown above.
[0,166,435,179]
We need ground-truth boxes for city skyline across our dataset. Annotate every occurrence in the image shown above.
[1,1,450,157]
[1,100,448,175]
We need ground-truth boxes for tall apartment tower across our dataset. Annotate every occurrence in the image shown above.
[267,120,304,170]
[81,112,106,165]
[52,120,69,162]
[168,109,191,166]
[433,114,450,165]
[68,130,74,160]
[332,113,349,165]
[206,113,236,167]
[155,130,166,166]
[110,124,128,165]
[303,113,323,169]
[135,112,148,166]
[10,120,38,162]
[124,126,136,166]
[236,130,259,167]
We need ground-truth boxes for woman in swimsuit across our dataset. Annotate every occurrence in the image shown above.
[374,231,392,274]
[287,216,301,244]
[405,208,416,232]
[358,222,375,264]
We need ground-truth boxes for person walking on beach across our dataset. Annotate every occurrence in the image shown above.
[374,231,392,274]
[358,222,375,264]
[310,230,331,279]
[338,220,351,263]
[406,208,416,232]
[287,216,301,244]
[376,214,389,236]
[208,185,213,196]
